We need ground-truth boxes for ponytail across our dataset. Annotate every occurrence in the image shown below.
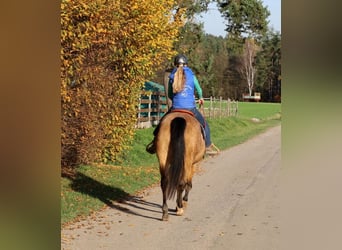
[172,66,186,93]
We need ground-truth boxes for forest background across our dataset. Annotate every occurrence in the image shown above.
[61,0,281,169]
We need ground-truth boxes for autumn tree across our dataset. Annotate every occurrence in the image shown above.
[61,0,185,167]
[151,0,211,92]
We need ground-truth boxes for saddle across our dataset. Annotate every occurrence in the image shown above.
[170,109,194,117]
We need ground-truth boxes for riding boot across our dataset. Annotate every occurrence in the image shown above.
[146,122,162,154]
[146,137,156,154]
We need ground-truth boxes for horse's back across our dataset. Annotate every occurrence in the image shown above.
[157,112,203,144]
[156,112,205,166]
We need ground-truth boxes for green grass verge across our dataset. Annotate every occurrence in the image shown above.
[61,102,281,225]
[237,101,282,120]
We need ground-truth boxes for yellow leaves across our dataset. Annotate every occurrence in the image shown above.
[61,0,187,167]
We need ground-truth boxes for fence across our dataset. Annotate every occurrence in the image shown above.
[136,91,168,128]
[200,97,238,119]
[136,91,238,128]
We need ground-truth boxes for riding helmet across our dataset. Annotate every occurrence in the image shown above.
[174,54,188,66]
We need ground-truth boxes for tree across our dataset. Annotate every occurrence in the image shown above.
[61,0,185,167]
[193,34,229,97]
[218,0,270,40]
[256,29,281,102]
[151,0,211,89]
[213,0,271,100]
[238,38,259,96]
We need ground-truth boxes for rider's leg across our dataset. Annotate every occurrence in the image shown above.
[146,109,171,154]
[191,108,212,147]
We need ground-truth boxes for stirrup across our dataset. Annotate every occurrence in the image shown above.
[206,143,220,155]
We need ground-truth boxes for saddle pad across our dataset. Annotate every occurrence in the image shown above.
[170,109,194,117]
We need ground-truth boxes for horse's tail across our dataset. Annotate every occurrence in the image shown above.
[166,117,186,200]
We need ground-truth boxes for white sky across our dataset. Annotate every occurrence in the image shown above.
[197,0,281,37]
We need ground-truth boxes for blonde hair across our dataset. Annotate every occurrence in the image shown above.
[172,65,186,93]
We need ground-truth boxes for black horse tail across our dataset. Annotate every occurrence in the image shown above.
[166,117,186,200]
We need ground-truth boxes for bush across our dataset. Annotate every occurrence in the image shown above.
[61,0,185,168]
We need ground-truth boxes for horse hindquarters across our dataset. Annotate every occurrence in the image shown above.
[157,117,186,221]
[156,113,204,221]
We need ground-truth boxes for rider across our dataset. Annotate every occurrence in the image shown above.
[146,54,214,154]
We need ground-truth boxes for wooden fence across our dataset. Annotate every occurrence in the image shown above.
[136,91,168,128]
[136,91,238,128]
[200,97,238,119]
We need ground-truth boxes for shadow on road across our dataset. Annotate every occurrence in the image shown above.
[65,171,129,206]
[63,170,176,221]
[109,197,164,221]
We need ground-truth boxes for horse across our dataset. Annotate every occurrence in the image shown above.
[155,110,206,221]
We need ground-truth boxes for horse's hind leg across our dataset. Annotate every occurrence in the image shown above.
[182,181,192,208]
[176,185,185,216]
[161,176,169,221]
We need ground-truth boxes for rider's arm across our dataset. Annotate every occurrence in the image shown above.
[194,76,203,99]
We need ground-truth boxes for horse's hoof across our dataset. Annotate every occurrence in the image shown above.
[182,201,188,208]
[162,214,169,221]
[176,206,184,216]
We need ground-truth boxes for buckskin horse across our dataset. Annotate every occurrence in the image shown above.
[155,110,205,221]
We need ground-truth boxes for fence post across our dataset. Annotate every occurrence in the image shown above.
[215,97,218,118]
[157,92,160,123]
[213,96,216,118]
[137,96,141,127]
[148,93,151,124]
[212,96,214,118]
[219,96,222,118]
[236,101,238,116]
[227,98,229,116]
[209,96,212,119]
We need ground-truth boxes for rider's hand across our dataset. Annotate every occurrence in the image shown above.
[199,98,204,105]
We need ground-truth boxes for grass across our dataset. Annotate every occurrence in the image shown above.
[237,102,281,120]
[61,102,281,225]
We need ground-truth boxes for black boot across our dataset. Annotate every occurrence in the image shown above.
[146,138,156,154]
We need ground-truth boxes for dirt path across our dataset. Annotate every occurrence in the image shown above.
[62,125,281,250]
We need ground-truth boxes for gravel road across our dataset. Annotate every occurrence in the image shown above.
[62,125,281,250]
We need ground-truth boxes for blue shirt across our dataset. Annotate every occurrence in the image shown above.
[168,66,203,109]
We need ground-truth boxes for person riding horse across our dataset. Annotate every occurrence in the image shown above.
[146,54,216,154]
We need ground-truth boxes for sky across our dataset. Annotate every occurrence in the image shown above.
[197,0,281,37]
